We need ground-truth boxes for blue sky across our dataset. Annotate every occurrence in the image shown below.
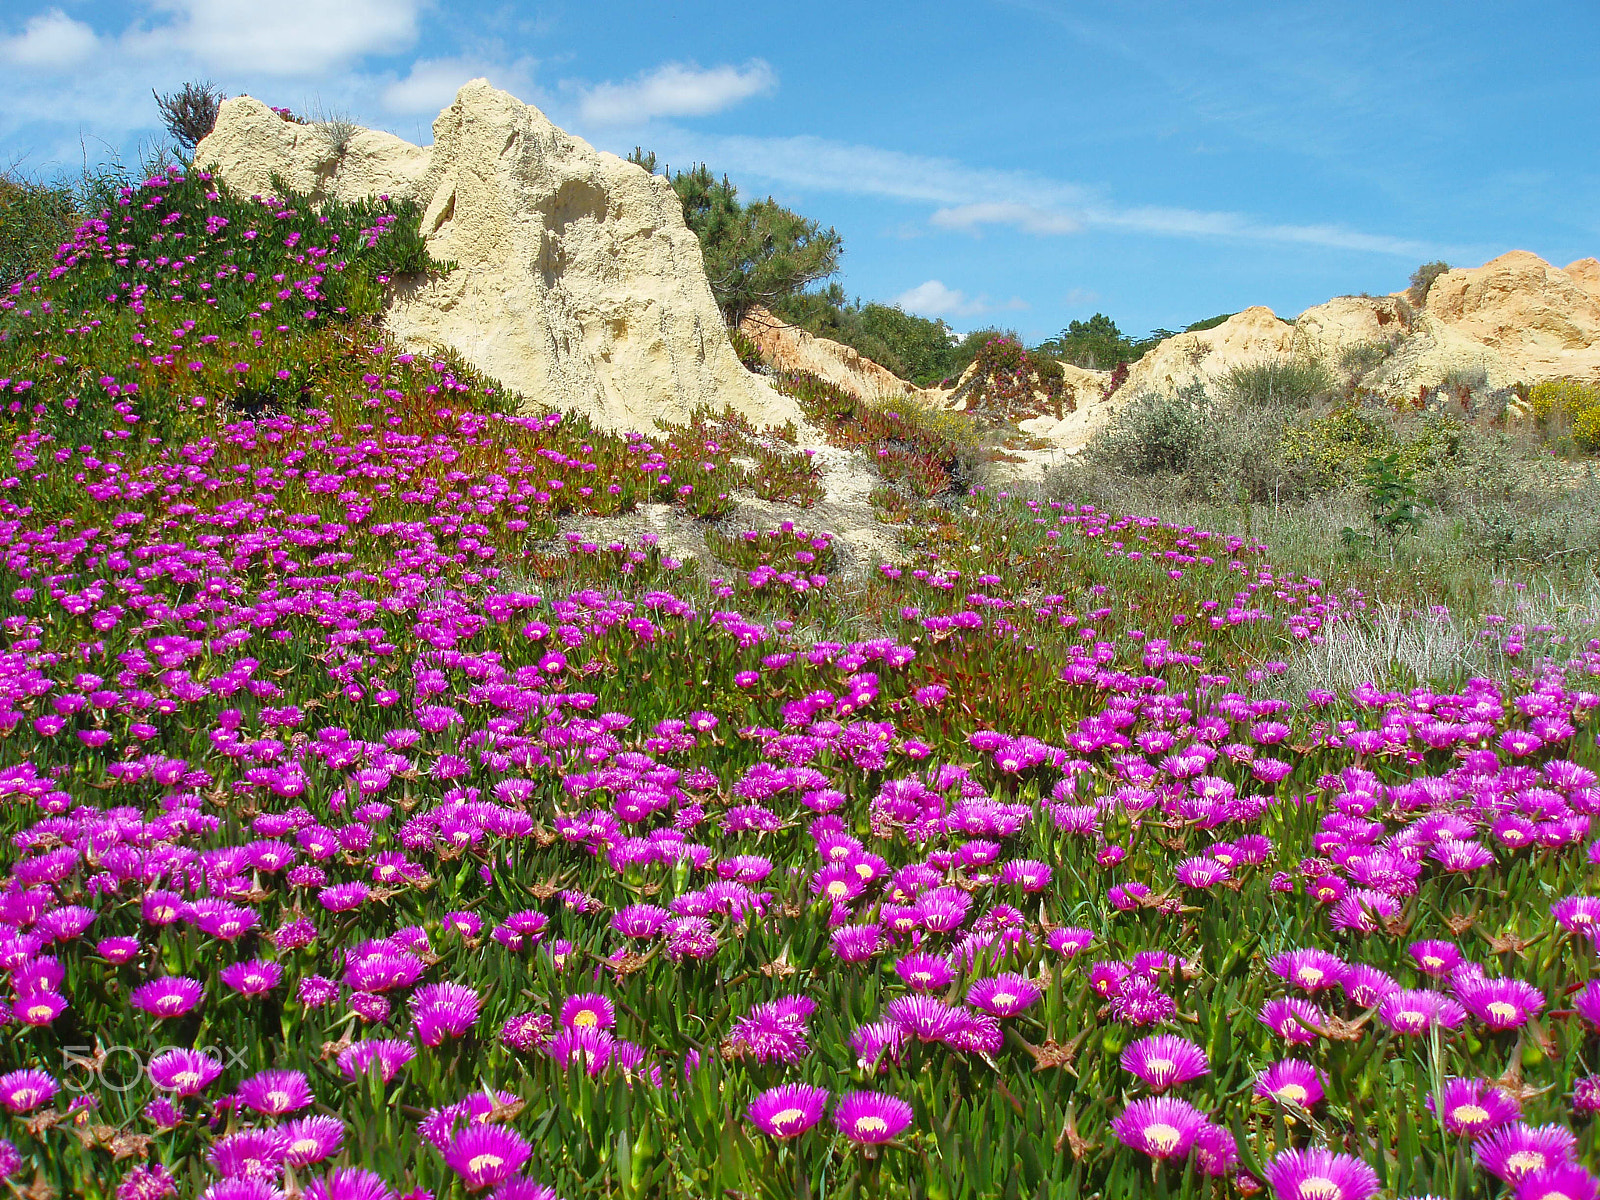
[3,1,1596,341]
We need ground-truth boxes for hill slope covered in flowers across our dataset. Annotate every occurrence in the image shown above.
[1,168,1599,1200]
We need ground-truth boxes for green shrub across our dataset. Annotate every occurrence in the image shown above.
[946,326,1018,380]
[0,174,78,287]
[1355,450,1428,551]
[769,369,983,497]
[953,334,1075,419]
[1437,364,1489,396]
[1279,407,1394,485]
[2,168,453,452]
[1033,312,1176,369]
[1220,357,1334,409]
[154,80,224,149]
[1338,341,1393,377]
[1086,386,1208,475]
[727,326,764,371]
[1070,382,1315,504]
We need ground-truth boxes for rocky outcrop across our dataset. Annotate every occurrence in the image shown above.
[1351,253,1600,399]
[1293,294,1411,360]
[738,307,938,404]
[942,355,1105,419]
[1564,258,1600,306]
[1120,307,1296,398]
[1426,252,1600,352]
[195,84,795,435]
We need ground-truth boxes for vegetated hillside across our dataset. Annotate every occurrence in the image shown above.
[1009,255,1600,457]
[4,163,1600,1200]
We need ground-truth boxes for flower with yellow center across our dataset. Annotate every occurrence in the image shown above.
[1143,1123,1182,1154]
[1296,1176,1341,1200]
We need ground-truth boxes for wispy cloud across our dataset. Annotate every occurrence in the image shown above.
[575,60,776,126]
[670,133,1085,209]
[667,130,1443,258]
[930,202,1083,236]
[1084,204,1433,257]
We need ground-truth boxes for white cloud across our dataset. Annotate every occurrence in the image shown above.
[577,60,776,126]
[130,0,423,75]
[930,202,1083,236]
[0,0,437,153]
[894,280,991,319]
[0,9,98,69]
[382,57,540,116]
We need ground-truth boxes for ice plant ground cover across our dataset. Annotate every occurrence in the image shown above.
[0,171,1598,1200]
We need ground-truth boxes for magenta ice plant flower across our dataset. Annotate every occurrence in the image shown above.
[1119,1035,1209,1092]
[220,959,283,998]
[282,1116,345,1167]
[558,993,615,1031]
[1426,1078,1520,1138]
[337,1040,416,1084]
[1513,1164,1600,1200]
[237,1069,314,1116]
[302,1167,396,1200]
[1408,940,1462,976]
[1046,927,1094,957]
[1377,989,1467,1035]
[1262,1147,1380,1200]
[1110,1097,1208,1160]
[1269,949,1348,994]
[746,1084,828,1139]
[966,973,1041,1018]
[0,1070,55,1113]
[443,1125,532,1190]
[893,952,954,992]
[1475,1123,1577,1184]
[147,1049,223,1097]
[1456,977,1544,1031]
[833,1091,913,1145]
[1254,1061,1325,1109]
[1259,998,1325,1044]
[129,977,203,1019]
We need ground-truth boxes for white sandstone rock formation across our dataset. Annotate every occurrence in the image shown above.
[195,83,794,435]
